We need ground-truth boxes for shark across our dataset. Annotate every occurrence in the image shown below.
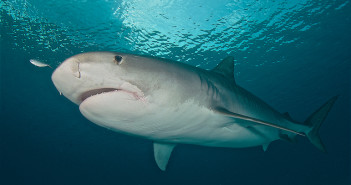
[51,51,337,171]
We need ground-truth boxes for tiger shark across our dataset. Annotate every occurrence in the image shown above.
[51,51,337,171]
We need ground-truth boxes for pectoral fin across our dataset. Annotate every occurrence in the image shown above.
[214,107,305,136]
[153,142,176,171]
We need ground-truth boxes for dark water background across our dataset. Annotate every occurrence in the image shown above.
[1,0,350,184]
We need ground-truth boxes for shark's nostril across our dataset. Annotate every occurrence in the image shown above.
[72,61,81,78]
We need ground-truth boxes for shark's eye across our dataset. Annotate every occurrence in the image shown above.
[114,55,123,65]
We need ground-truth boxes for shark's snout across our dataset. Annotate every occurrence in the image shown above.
[51,52,137,106]
[52,57,80,81]
[51,57,83,105]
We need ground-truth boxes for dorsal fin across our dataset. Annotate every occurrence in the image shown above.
[212,56,235,84]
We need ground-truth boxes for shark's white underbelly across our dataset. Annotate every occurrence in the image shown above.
[144,103,278,148]
[81,96,279,148]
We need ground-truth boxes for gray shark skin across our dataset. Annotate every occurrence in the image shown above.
[51,52,337,171]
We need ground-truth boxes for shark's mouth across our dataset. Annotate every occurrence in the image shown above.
[80,88,119,103]
[79,85,146,104]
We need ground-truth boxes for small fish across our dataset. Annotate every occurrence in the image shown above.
[29,59,52,68]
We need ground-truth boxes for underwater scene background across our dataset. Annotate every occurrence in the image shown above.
[1,0,350,184]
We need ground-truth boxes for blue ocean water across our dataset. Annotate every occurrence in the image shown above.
[0,0,350,184]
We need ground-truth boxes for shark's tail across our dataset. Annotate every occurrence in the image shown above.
[303,96,338,152]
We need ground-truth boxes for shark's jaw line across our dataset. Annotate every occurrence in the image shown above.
[80,88,119,103]
[79,83,145,104]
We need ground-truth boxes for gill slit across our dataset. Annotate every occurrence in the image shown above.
[198,73,219,100]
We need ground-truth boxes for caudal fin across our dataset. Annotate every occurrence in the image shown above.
[304,96,338,152]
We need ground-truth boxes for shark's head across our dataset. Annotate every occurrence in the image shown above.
[52,51,203,136]
[52,52,147,104]
[52,52,157,130]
